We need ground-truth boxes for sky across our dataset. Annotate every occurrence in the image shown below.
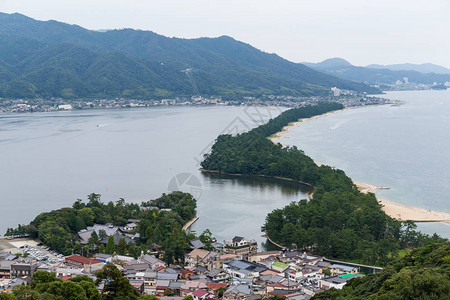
[1,0,450,68]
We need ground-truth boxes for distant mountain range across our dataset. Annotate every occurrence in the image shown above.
[0,13,379,100]
[303,58,450,86]
[366,63,450,75]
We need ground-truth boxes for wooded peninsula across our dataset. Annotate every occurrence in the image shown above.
[200,102,446,266]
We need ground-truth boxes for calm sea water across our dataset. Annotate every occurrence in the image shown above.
[274,90,450,239]
[2,90,448,244]
[0,105,311,245]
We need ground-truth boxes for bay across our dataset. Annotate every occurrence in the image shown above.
[0,106,311,246]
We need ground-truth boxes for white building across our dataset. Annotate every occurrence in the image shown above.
[58,104,73,110]
[331,87,341,96]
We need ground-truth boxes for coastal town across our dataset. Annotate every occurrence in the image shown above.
[0,221,373,299]
[0,90,392,114]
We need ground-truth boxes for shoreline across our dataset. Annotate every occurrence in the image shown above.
[182,216,199,231]
[268,108,450,226]
[268,108,348,143]
[354,182,450,225]
[199,169,315,188]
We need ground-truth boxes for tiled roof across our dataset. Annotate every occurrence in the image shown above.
[65,255,102,265]
[205,282,227,290]
[249,251,280,257]
[232,236,244,243]
[61,275,72,281]
[192,288,209,297]
[189,239,206,249]
[186,249,209,259]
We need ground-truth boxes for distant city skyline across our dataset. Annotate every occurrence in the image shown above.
[1,0,449,68]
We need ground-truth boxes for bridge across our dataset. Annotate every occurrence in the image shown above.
[264,234,382,273]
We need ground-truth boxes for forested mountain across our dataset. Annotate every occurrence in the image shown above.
[0,12,379,99]
[303,58,450,86]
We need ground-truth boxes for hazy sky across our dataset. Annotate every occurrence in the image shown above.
[2,0,450,68]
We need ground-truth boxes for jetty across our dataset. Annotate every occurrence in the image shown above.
[182,217,199,231]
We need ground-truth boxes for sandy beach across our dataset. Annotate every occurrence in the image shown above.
[353,182,450,225]
[269,109,345,143]
[379,199,450,225]
[269,110,450,226]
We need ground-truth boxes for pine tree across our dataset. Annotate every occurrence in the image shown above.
[117,238,127,256]
[105,235,115,254]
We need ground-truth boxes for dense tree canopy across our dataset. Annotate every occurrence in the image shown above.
[313,241,450,299]
[2,265,160,300]
[6,191,196,264]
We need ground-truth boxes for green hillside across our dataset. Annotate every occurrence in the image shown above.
[0,13,379,99]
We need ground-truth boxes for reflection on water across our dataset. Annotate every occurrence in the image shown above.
[202,173,312,197]
[191,173,312,249]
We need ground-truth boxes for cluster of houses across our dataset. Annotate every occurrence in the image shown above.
[0,232,365,299]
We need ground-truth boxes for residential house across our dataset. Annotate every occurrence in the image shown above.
[190,239,206,250]
[318,274,362,290]
[169,281,184,296]
[141,254,166,270]
[328,264,358,276]
[224,237,257,260]
[248,251,281,263]
[185,249,212,267]
[55,267,85,279]
[195,266,208,275]
[205,282,228,297]
[130,279,145,294]
[157,272,178,282]
[206,269,229,283]
[0,261,14,279]
[180,269,194,279]
[155,279,170,296]
[124,262,150,273]
[209,253,238,270]
[191,288,214,300]
[223,260,267,281]
[271,261,289,272]
[266,279,300,294]
[143,271,157,295]
[95,253,112,263]
[180,280,208,292]
[314,261,331,271]
[222,284,251,300]
[279,251,302,263]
